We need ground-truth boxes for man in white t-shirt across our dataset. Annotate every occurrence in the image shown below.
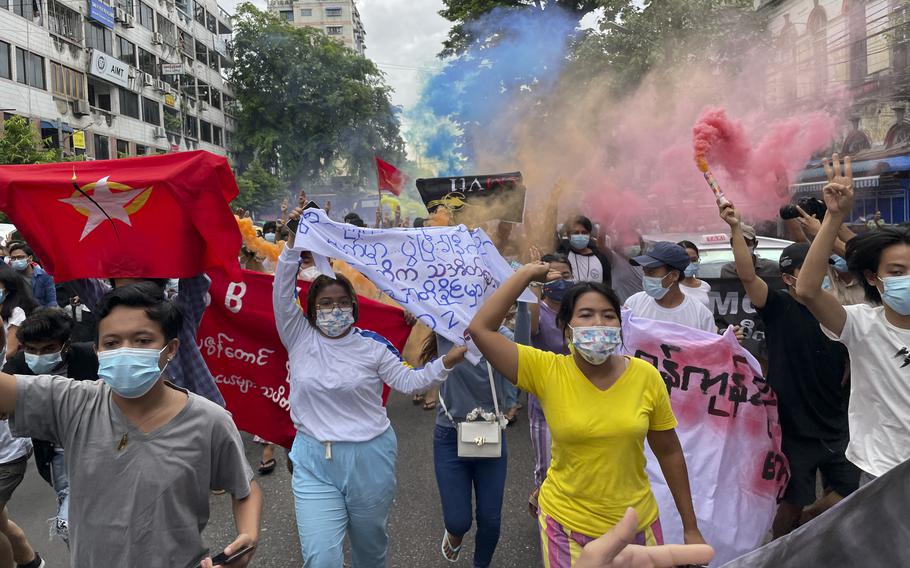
[623,241,716,332]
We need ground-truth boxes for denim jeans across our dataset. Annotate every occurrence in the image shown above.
[49,447,69,545]
[433,425,508,568]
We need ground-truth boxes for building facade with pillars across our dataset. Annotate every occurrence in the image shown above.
[268,0,365,55]
[0,0,236,159]
[758,0,910,223]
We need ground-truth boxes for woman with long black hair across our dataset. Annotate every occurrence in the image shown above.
[0,264,38,363]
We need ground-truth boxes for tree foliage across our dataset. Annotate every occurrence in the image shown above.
[229,3,405,189]
[0,116,63,165]
[569,0,766,93]
[234,159,286,213]
[439,0,628,57]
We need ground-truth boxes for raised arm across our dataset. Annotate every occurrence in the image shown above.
[468,262,551,384]
[719,201,768,309]
[272,208,309,345]
[375,339,465,395]
[0,372,16,415]
[796,155,852,336]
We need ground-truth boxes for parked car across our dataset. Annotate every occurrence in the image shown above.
[642,232,794,279]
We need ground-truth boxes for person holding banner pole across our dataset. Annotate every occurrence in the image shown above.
[797,154,910,487]
[468,265,704,568]
[277,207,467,568]
[719,199,856,538]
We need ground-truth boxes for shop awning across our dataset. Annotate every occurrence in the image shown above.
[39,120,74,133]
[791,175,880,195]
[797,155,910,182]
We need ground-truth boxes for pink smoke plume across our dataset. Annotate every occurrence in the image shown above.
[691,107,837,217]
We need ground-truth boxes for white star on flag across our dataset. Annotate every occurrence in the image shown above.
[59,176,147,241]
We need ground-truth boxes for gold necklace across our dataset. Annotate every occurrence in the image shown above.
[117,404,173,451]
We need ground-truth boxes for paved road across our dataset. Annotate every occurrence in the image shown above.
[7,392,541,567]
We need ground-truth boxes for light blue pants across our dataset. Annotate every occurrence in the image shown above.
[289,428,398,568]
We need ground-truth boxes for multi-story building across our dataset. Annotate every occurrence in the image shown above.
[268,0,365,55]
[0,0,236,159]
[759,0,910,223]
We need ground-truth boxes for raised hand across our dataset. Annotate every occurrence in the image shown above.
[795,205,821,237]
[523,261,554,282]
[718,201,741,228]
[280,197,289,213]
[821,153,854,217]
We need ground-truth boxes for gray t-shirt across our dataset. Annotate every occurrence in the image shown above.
[10,375,253,568]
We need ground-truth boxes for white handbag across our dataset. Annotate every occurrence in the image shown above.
[439,362,505,459]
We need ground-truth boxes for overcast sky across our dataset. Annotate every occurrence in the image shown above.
[225,0,449,110]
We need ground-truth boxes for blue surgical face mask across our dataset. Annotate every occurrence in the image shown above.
[684,262,699,278]
[569,234,590,250]
[643,273,671,300]
[822,275,832,291]
[25,349,64,374]
[542,279,573,303]
[264,232,276,243]
[98,346,169,399]
[831,255,849,273]
[878,275,910,315]
[10,259,28,272]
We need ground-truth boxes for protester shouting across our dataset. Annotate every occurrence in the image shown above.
[0,264,38,362]
[2,308,100,546]
[796,154,910,485]
[623,242,716,332]
[557,216,612,285]
[468,264,704,568]
[719,201,856,537]
[0,283,261,567]
[526,251,573,515]
[7,244,55,309]
[677,240,711,308]
[277,207,467,568]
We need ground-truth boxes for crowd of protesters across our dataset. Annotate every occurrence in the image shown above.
[0,153,905,568]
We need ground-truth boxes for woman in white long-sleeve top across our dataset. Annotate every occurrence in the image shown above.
[274,207,467,568]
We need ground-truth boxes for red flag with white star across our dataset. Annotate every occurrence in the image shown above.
[0,150,242,281]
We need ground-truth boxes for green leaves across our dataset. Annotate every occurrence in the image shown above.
[0,116,64,165]
[229,2,405,202]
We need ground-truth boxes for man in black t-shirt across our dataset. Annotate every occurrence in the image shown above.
[720,202,858,538]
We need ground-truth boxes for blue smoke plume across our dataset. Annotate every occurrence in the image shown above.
[406,7,580,176]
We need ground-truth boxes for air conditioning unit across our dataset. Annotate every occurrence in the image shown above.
[114,7,126,22]
[124,14,135,27]
[72,100,91,116]
[152,32,163,45]
[153,126,165,138]
[155,79,167,92]
[143,72,154,86]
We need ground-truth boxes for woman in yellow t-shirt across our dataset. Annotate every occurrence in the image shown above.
[468,261,705,568]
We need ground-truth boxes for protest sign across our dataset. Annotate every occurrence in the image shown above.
[198,269,410,448]
[621,312,788,566]
[293,209,536,362]
[702,277,784,361]
[415,171,526,223]
[721,457,910,567]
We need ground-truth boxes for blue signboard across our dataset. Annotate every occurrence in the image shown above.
[88,0,115,29]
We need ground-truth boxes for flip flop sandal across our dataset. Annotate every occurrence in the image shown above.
[412,394,426,405]
[423,400,438,411]
[441,531,461,563]
[258,458,277,475]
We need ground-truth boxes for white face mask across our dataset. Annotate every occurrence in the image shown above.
[299,266,321,282]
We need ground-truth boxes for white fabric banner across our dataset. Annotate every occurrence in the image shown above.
[293,210,535,360]
[621,312,788,566]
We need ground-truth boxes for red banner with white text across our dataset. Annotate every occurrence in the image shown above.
[198,269,410,448]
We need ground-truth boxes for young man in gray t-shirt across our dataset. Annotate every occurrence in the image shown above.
[0,282,261,568]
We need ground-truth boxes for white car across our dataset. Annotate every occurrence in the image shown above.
[642,232,793,279]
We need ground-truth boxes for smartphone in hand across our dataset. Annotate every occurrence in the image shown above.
[211,544,255,566]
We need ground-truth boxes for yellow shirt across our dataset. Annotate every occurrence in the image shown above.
[517,344,677,536]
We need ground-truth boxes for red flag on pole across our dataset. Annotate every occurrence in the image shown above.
[0,150,242,281]
[375,156,405,196]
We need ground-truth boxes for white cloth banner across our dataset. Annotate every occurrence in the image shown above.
[293,210,536,360]
[620,312,789,566]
